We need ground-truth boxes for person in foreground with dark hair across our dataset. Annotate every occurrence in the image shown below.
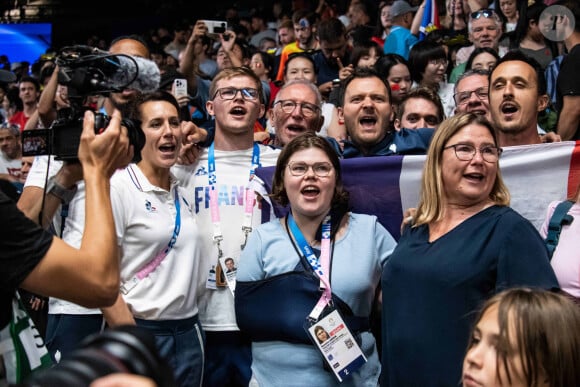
[462,287,580,387]
[1,104,132,384]
[236,132,396,386]
[101,90,205,387]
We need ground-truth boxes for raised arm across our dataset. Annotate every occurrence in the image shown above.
[19,110,133,307]
[180,21,207,97]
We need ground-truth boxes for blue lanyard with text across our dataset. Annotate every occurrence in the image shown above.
[121,166,181,294]
[208,142,261,255]
[288,213,332,320]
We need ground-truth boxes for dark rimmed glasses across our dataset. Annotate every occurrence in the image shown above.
[287,161,333,177]
[212,87,259,101]
[444,143,502,163]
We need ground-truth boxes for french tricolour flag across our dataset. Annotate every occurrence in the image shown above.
[419,0,440,41]
[254,141,580,241]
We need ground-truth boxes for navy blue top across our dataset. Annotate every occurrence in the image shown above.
[312,50,351,87]
[381,205,559,386]
[326,128,434,158]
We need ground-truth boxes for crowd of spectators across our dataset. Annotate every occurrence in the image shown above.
[1,0,580,385]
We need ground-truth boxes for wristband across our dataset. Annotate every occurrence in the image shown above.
[47,176,78,204]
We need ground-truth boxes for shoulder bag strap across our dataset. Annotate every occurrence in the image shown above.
[545,200,575,260]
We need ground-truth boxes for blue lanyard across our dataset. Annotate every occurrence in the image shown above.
[288,213,333,319]
[127,165,182,257]
[120,166,182,294]
[208,142,261,188]
[207,142,262,253]
[287,213,331,279]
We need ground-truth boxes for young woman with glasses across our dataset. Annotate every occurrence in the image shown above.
[235,132,397,386]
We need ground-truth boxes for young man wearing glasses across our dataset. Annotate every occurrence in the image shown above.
[172,67,280,387]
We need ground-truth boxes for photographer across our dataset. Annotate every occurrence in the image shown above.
[1,104,132,383]
[17,36,152,363]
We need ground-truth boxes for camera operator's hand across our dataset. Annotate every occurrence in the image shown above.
[90,373,157,387]
[79,109,133,178]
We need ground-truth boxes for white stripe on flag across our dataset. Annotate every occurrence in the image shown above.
[399,142,576,231]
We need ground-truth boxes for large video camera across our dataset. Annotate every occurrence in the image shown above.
[22,45,154,161]
[22,325,176,387]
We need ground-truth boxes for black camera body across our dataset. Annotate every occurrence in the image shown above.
[22,325,176,387]
[22,110,144,162]
[21,45,146,162]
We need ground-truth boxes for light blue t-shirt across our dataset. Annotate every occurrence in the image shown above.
[236,213,397,386]
[383,26,419,60]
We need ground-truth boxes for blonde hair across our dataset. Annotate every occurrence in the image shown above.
[209,66,264,104]
[414,113,510,226]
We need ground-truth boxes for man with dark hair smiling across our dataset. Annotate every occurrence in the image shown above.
[489,50,560,147]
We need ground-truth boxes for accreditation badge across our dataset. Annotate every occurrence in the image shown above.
[218,256,237,295]
[306,309,367,382]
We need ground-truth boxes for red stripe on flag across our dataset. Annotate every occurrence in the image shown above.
[568,141,580,198]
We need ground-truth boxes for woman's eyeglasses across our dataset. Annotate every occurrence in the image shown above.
[444,143,502,163]
[286,162,333,177]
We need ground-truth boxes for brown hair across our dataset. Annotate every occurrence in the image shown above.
[468,288,580,386]
[271,132,349,212]
[209,66,265,104]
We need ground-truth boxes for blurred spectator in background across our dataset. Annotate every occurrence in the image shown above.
[394,86,445,130]
[0,122,21,182]
[373,1,394,47]
[8,76,40,131]
[275,10,319,82]
[374,53,412,110]
[409,40,455,117]
[163,21,190,63]
[312,17,351,99]
[512,1,555,70]
[249,11,278,49]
